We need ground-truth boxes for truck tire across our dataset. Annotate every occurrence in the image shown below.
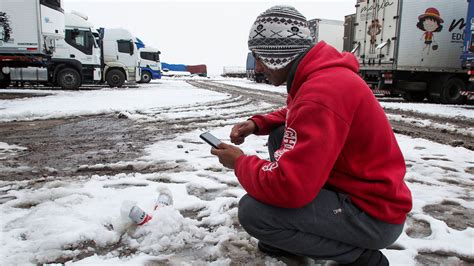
[402,91,427,102]
[440,77,466,105]
[57,68,81,90]
[106,69,125,88]
[141,71,152,83]
[0,75,11,88]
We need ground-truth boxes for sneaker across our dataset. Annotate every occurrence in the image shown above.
[342,249,389,266]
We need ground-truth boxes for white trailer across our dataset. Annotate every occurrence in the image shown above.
[0,0,64,88]
[99,28,141,87]
[52,11,101,89]
[308,18,344,51]
[353,0,468,104]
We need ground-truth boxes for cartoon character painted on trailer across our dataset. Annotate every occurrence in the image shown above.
[417,8,444,55]
[367,19,382,54]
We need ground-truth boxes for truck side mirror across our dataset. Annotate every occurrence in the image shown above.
[129,41,134,55]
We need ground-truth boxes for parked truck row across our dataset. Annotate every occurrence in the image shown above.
[0,0,163,90]
[347,0,470,104]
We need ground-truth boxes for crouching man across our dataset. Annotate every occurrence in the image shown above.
[211,5,412,265]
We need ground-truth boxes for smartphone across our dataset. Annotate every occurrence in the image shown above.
[200,132,222,149]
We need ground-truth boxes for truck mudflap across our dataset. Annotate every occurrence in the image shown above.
[461,83,474,100]
[371,88,392,95]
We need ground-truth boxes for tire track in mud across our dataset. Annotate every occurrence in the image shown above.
[187,80,287,105]
[194,80,474,151]
[0,86,280,181]
[1,80,472,182]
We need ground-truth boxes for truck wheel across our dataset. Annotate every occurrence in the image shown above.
[57,68,81,90]
[0,74,11,88]
[141,71,152,83]
[402,91,427,102]
[440,77,466,104]
[106,69,125,88]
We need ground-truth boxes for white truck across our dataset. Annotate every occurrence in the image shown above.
[138,46,161,83]
[98,28,141,87]
[308,18,344,51]
[352,0,468,104]
[0,0,65,88]
[52,11,101,89]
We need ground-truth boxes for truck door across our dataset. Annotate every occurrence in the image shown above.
[116,39,136,78]
[354,0,399,68]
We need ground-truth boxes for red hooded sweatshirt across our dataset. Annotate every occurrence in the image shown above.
[235,42,412,224]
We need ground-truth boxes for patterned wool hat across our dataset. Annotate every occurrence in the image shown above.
[248,5,313,70]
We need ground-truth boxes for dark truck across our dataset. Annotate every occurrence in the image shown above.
[246,52,267,83]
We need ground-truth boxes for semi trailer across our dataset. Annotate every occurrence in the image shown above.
[0,0,65,88]
[343,14,357,52]
[308,18,344,51]
[352,0,468,104]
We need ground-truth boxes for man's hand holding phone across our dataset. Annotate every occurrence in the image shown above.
[200,132,244,169]
[210,143,243,169]
[230,120,256,145]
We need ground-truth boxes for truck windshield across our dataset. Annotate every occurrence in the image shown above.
[140,52,160,62]
[40,0,63,13]
[66,29,94,55]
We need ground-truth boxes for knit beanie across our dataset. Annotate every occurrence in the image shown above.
[248,5,313,70]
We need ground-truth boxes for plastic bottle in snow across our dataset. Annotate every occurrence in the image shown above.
[154,187,173,210]
[120,200,152,225]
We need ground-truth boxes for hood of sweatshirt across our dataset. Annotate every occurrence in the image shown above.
[287,41,360,98]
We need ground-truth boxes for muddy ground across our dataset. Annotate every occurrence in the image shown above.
[0,80,473,265]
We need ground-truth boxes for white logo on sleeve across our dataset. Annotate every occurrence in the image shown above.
[262,127,298,172]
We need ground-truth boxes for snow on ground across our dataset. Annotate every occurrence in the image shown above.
[213,77,287,94]
[380,102,474,120]
[0,80,473,265]
[0,80,227,122]
[212,78,474,120]
[386,114,474,138]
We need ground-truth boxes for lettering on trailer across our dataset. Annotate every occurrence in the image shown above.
[449,19,466,43]
[0,11,13,46]
[360,0,395,21]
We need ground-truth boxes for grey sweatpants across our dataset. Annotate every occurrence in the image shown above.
[238,126,404,263]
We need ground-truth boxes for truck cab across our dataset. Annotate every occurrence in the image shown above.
[138,46,161,83]
[52,11,101,89]
[100,28,141,87]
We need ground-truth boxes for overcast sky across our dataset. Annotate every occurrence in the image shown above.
[64,0,356,75]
